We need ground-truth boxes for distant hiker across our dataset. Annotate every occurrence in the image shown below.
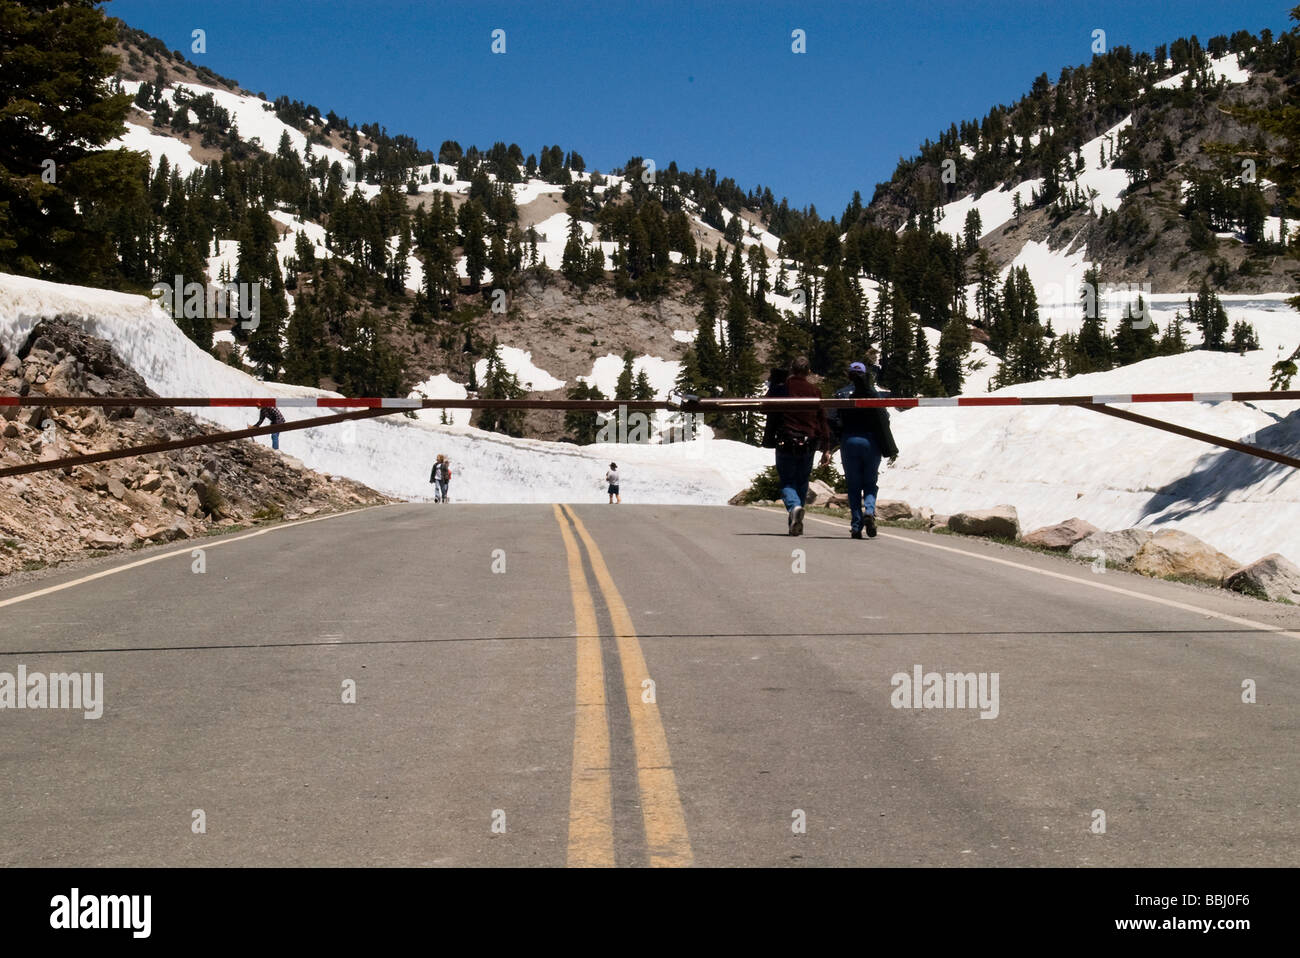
[865,347,883,380]
[429,454,447,502]
[760,367,789,450]
[865,347,889,398]
[252,405,285,450]
[775,356,830,537]
[828,361,899,539]
[606,462,620,504]
[441,458,453,502]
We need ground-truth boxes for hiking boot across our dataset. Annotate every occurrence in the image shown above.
[865,514,877,538]
[791,506,805,537]
[851,526,862,539]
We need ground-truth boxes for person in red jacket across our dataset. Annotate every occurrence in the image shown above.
[773,356,830,536]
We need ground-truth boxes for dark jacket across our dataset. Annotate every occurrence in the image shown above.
[760,380,788,448]
[829,378,899,458]
[778,374,831,454]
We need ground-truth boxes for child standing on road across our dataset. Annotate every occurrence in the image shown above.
[606,463,620,504]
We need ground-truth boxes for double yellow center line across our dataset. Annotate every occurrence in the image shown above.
[553,504,693,868]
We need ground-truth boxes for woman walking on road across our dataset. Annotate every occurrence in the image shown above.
[830,361,899,539]
[429,455,452,502]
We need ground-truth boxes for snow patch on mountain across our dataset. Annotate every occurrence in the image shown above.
[476,347,566,391]
[108,121,205,176]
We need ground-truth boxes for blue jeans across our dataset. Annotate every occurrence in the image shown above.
[271,432,279,450]
[774,449,814,512]
[841,434,881,531]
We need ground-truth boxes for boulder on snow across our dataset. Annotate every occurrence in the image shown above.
[874,500,913,521]
[727,489,748,505]
[1225,554,1300,603]
[1022,517,1099,551]
[1068,528,1153,567]
[1131,530,1240,584]
[947,505,1020,539]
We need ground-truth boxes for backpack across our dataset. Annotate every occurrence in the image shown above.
[826,384,853,443]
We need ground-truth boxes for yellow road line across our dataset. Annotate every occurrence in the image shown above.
[552,505,615,867]
[562,504,694,868]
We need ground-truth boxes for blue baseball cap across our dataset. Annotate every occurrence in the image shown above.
[849,362,867,374]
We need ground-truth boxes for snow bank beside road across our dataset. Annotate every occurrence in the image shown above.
[0,272,767,504]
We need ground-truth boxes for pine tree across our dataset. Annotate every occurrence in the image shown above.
[912,317,935,394]
[633,369,654,401]
[722,294,763,441]
[564,381,606,444]
[0,0,148,282]
[1075,267,1112,372]
[1231,320,1261,352]
[936,315,972,395]
[1189,280,1230,350]
[813,264,855,377]
[693,292,725,392]
[972,249,999,327]
[615,351,636,401]
[1159,312,1189,355]
[477,339,526,435]
[963,209,982,252]
[724,295,762,396]
[283,299,326,386]
[882,286,916,396]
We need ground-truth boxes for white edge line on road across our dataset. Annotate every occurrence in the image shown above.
[0,505,384,611]
[756,506,1300,642]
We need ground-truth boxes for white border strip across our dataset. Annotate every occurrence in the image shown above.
[0,506,380,612]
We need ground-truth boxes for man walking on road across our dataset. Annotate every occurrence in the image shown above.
[774,356,830,537]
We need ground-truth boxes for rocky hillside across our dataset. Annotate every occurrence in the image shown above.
[0,320,389,577]
[866,39,1299,293]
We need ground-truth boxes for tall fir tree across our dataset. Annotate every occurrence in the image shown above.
[0,0,148,283]
[936,315,972,395]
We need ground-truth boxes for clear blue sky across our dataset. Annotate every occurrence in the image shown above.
[107,0,1293,216]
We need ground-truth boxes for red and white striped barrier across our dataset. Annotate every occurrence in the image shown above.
[1,391,1296,410]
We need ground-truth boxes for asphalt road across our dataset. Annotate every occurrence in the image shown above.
[1,503,1297,867]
